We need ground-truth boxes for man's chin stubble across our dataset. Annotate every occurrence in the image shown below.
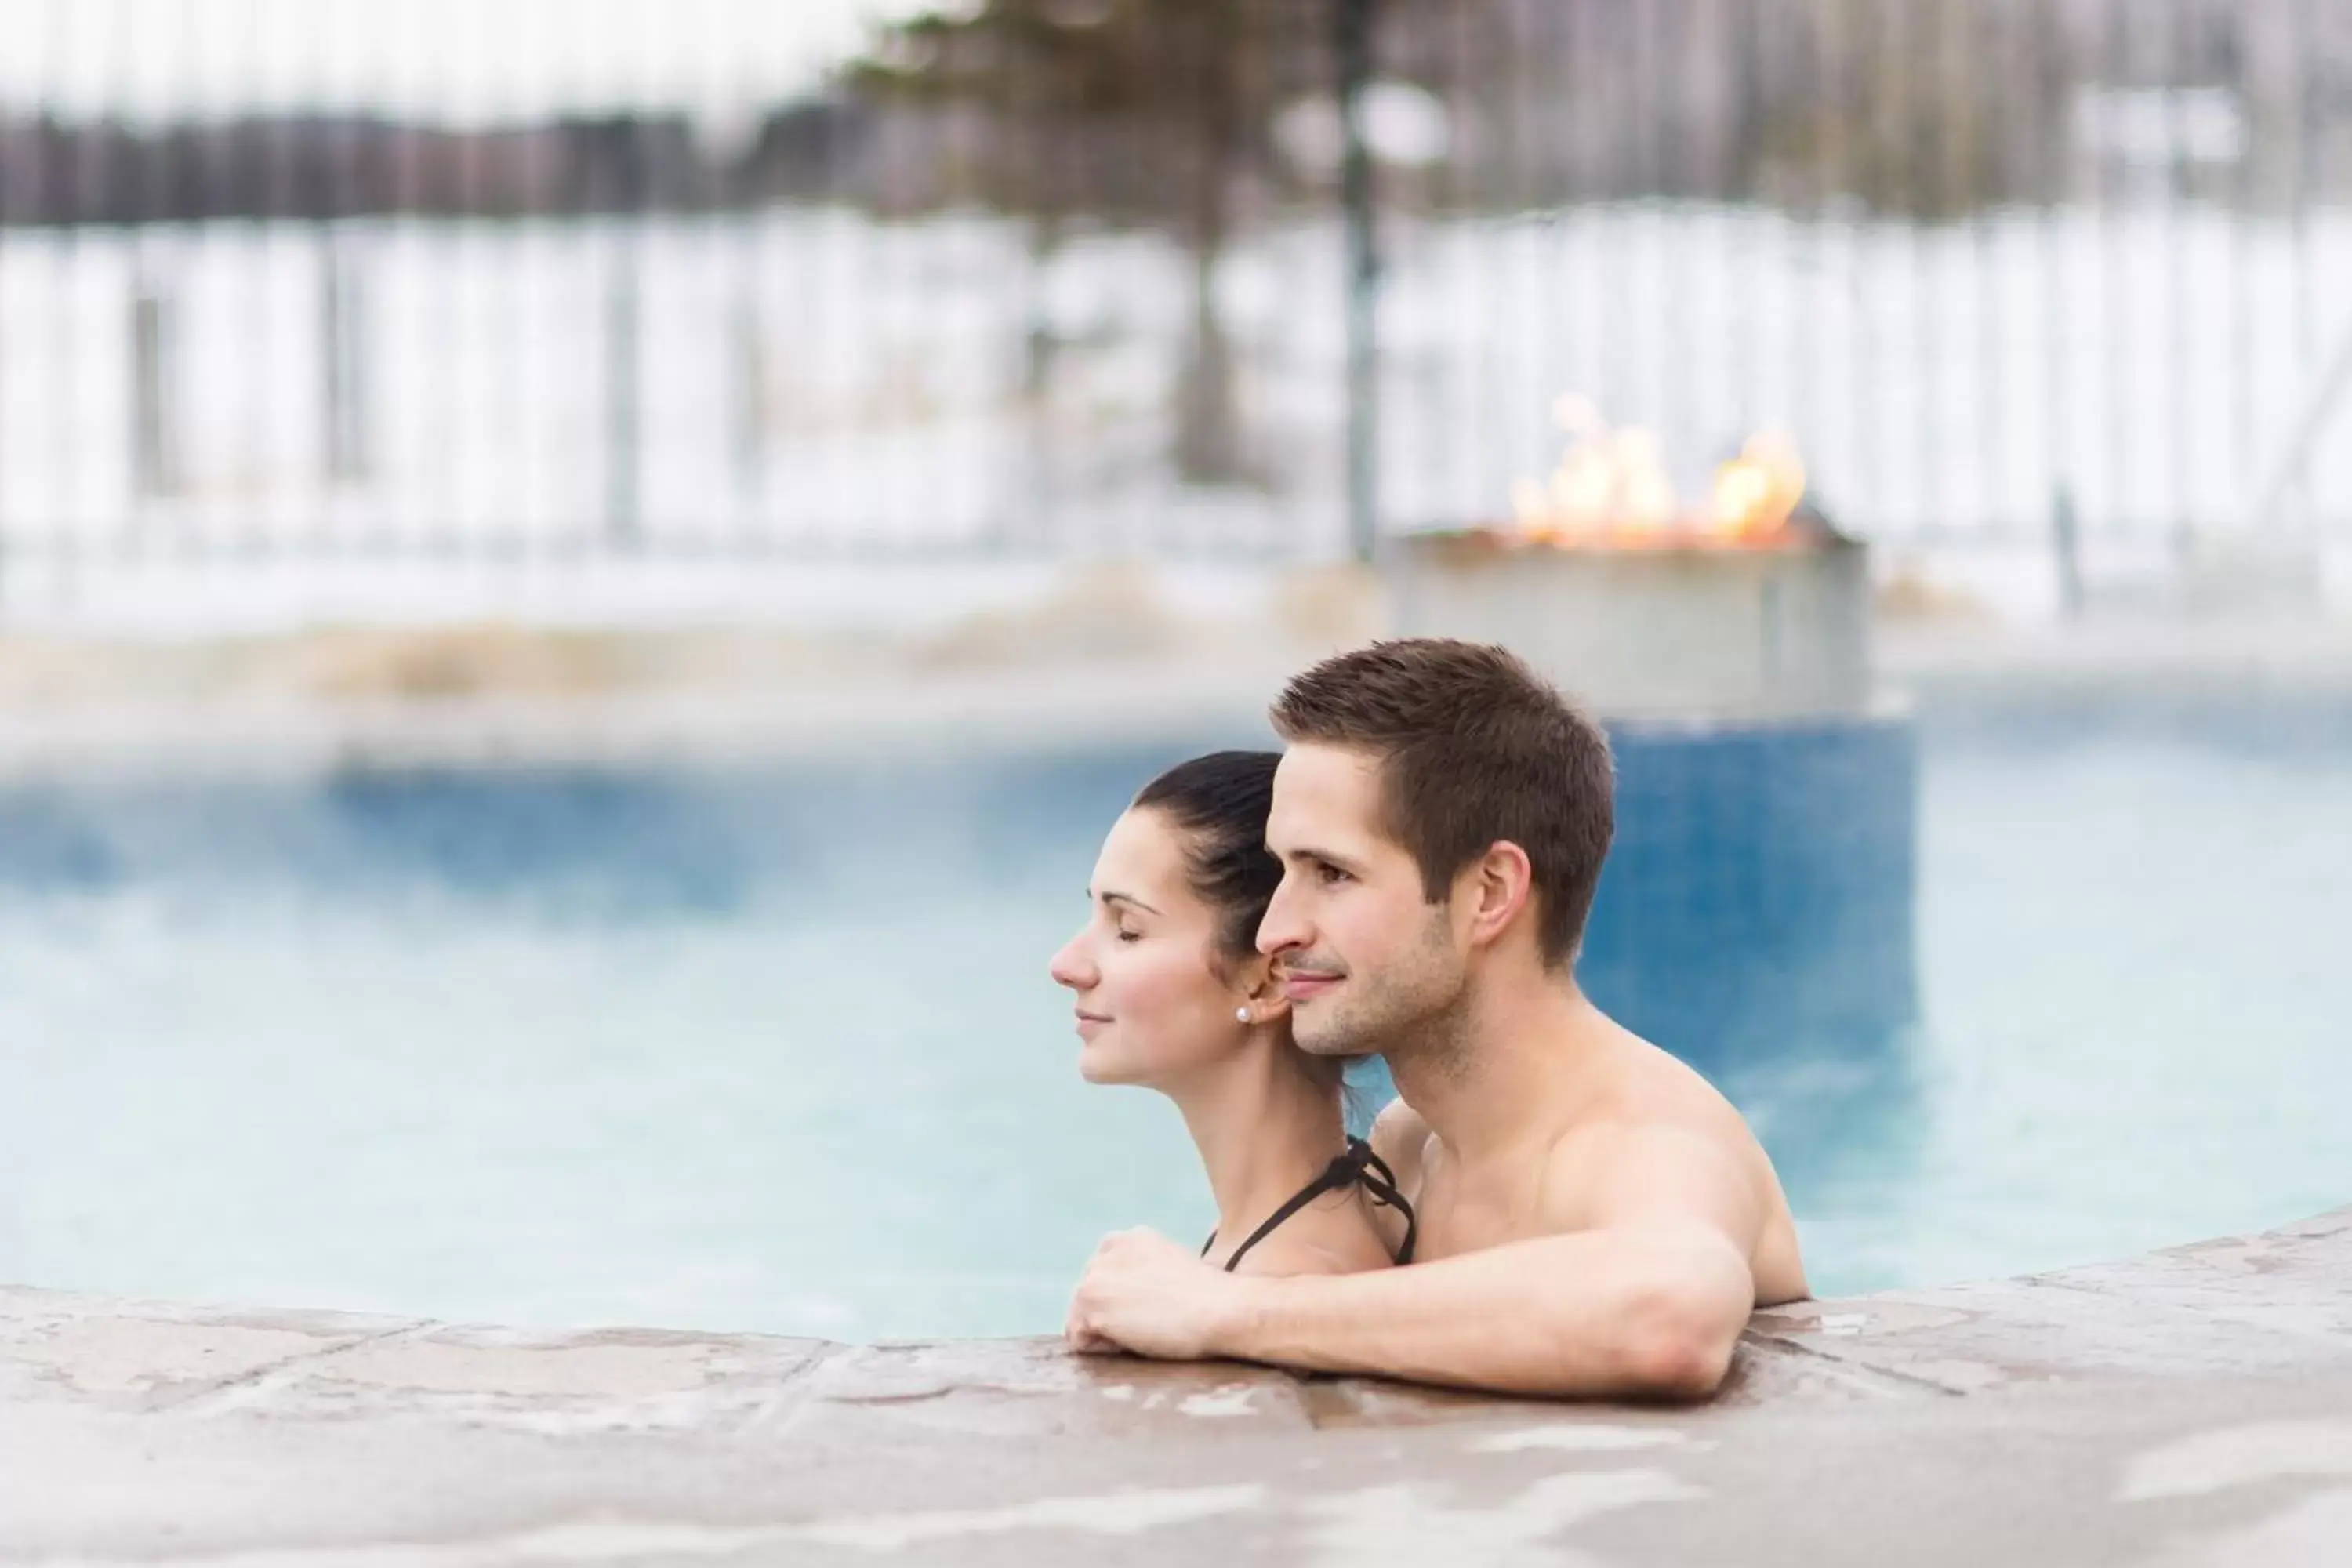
[1361,992,1477,1084]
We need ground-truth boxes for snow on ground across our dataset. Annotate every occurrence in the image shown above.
[0,204,2347,631]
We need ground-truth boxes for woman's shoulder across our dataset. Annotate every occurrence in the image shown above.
[1367,1098,1435,1198]
[1228,1208,1395,1278]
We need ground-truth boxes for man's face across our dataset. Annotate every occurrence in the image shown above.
[1259,743,1467,1058]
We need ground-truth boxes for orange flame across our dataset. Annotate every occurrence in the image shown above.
[1510,398,1807,549]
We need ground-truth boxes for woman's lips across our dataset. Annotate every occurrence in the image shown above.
[1075,1013,1111,1039]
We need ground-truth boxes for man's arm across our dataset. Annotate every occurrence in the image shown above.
[1066,1126,1763,1400]
[1221,1218,1751,1399]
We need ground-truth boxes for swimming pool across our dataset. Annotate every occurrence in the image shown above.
[2,687,2347,1340]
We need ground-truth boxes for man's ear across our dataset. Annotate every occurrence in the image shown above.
[1461,840,1535,950]
[1236,955,1294,1025]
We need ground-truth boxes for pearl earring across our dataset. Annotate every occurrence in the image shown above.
[1235,1007,1251,1024]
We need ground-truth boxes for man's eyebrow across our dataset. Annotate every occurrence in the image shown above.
[1088,889,1163,916]
[1280,844,1361,873]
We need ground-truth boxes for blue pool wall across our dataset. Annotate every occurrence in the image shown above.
[1584,712,1919,1073]
[1338,710,1918,1117]
[0,713,1918,1091]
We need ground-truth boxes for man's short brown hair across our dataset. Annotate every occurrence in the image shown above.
[1270,638,1614,970]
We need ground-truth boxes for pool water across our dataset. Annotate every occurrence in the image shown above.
[2,692,2347,1339]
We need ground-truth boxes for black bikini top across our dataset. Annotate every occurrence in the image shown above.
[1200,1136,1417,1272]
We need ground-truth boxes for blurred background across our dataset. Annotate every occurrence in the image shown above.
[0,0,2347,1341]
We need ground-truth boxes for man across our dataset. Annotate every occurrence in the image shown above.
[1065,639,1809,1399]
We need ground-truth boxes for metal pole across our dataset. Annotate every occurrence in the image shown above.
[2053,485,2084,619]
[606,235,642,550]
[1336,0,1381,564]
[605,119,648,552]
[132,270,172,502]
[2245,314,2352,535]
[323,234,368,485]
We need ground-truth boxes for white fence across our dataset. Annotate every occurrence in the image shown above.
[2,203,2348,580]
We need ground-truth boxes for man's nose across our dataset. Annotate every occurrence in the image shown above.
[1049,931,1095,990]
[1257,875,1309,957]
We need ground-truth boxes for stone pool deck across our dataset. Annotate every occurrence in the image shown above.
[3,1210,2348,1566]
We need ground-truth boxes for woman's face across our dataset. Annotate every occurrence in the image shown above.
[1048,807,1260,1086]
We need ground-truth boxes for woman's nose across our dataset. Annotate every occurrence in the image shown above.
[1048,932,1094,990]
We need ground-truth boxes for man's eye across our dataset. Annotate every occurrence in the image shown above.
[1316,863,1351,886]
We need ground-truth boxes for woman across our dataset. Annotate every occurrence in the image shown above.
[1048,750,1412,1277]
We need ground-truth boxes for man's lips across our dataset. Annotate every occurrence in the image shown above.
[1282,974,1342,1002]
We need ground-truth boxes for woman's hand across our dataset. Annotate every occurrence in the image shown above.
[1065,1227,1252,1361]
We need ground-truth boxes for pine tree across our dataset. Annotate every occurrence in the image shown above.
[849,0,1325,485]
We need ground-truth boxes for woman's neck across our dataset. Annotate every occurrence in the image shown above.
[1163,1036,1348,1250]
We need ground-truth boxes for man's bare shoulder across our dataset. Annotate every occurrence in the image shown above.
[1583,1027,1768,1152]
[1534,1032,1808,1300]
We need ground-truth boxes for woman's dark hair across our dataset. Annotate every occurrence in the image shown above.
[1131,750,1284,971]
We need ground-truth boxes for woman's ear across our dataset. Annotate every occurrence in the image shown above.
[1236,956,1293,1026]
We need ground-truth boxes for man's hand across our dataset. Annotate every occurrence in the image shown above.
[1065,1228,1251,1361]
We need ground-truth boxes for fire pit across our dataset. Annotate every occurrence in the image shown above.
[1389,402,1871,720]
[1381,403,1915,1073]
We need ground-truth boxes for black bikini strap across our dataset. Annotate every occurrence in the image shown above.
[1202,1137,1418,1272]
[1353,1145,1418,1266]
